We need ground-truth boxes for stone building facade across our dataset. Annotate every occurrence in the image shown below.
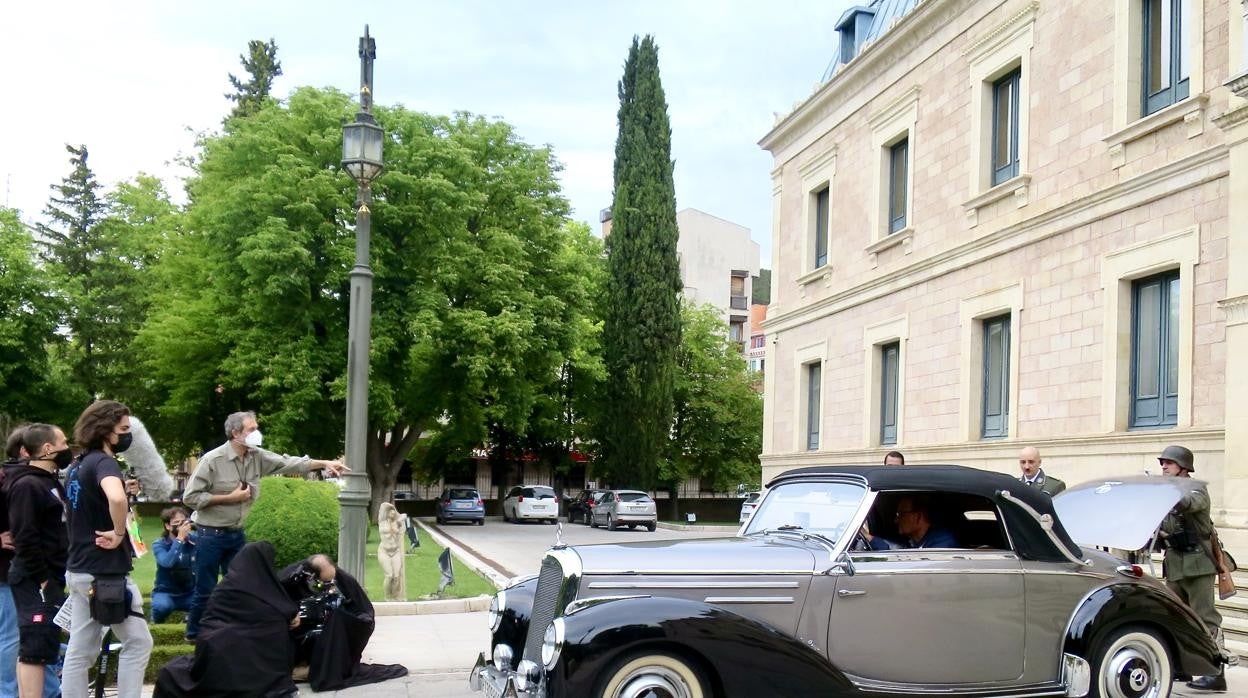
[759,0,1248,542]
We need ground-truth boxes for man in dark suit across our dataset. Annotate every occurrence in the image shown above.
[1018,446,1065,496]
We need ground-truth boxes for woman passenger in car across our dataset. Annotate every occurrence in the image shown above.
[863,495,957,549]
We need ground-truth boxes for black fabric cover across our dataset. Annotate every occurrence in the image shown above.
[770,464,1083,562]
[278,560,408,691]
[154,542,298,698]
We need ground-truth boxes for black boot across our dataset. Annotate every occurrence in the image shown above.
[1186,671,1227,692]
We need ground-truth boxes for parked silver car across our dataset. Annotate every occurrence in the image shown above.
[471,465,1224,698]
[589,490,657,532]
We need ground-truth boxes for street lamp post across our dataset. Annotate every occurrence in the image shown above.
[339,25,383,582]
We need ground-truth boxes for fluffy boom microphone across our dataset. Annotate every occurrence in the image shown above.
[123,416,175,500]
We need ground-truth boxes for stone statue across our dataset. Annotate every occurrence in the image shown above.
[377,501,406,601]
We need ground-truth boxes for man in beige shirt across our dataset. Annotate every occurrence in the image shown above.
[181,411,347,641]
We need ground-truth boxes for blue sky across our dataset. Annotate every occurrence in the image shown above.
[0,1,852,263]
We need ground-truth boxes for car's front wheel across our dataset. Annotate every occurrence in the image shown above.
[598,652,708,698]
[1090,625,1172,698]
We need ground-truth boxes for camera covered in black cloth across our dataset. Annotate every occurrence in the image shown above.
[284,562,347,664]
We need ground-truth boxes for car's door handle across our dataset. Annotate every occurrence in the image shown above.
[837,589,866,597]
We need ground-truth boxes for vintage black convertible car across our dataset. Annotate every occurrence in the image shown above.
[469,465,1224,698]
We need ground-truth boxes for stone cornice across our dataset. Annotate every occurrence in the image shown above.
[762,144,1229,334]
[1213,103,1248,133]
[759,0,979,161]
[1227,70,1248,100]
[961,1,1039,63]
[761,427,1227,464]
[1221,295,1248,327]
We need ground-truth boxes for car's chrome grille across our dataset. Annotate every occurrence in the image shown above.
[523,555,565,665]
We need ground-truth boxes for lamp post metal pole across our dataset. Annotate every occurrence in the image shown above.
[339,26,378,583]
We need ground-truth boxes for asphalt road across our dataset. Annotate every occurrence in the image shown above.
[428,516,737,578]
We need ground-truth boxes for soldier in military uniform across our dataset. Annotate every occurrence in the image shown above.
[1159,444,1229,692]
[1017,446,1065,495]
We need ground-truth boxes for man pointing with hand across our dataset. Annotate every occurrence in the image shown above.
[182,411,348,642]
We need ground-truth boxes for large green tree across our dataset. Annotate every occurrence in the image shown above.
[138,88,581,518]
[482,221,606,496]
[37,145,132,401]
[226,38,283,119]
[599,35,683,491]
[664,302,763,499]
[0,207,78,431]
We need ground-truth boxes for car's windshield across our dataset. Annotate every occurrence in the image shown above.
[745,492,761,504]
[448,489,477,499]
[618,492,651,502]
[742,481,867,539]
[524,487,556,499]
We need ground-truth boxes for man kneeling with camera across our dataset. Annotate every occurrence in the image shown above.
[278,554,406,692]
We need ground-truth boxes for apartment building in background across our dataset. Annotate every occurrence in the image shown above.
[759,0,1248,546]
[601,207,762,348]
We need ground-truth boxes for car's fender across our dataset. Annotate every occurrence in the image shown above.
[548,595,854,698]
[490,576,537,669]
[1064,583,1221,677]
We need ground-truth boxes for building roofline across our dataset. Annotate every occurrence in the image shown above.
[758,0,969,158]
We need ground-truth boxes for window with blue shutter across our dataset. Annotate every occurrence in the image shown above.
[1130,271,1179,428]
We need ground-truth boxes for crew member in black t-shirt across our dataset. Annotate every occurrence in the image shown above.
[4,423,71,698]
[61,400,152,698]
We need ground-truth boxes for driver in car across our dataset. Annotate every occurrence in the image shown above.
[862,495,957,550]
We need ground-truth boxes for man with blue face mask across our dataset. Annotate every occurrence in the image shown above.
[181,411,348,643]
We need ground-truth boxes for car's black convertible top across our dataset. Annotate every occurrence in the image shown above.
[771,464,1083,563]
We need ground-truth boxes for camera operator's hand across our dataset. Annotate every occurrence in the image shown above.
[176,520,194,542]
[289,615,301,630]
[125,478,141,497]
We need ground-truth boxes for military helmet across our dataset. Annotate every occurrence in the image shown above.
[1159,444,1195,472]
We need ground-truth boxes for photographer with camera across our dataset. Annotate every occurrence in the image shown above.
[1158,445,1231,691]
[278,554,406,691]
[151,506,195,623]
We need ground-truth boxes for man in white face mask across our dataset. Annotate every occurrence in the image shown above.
[181,411,348,642]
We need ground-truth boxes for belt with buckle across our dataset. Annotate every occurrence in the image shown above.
[197,525,243,534]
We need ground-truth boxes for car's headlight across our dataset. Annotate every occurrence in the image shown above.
[541,618,565,669]
[488,590,505,632]
[492,643,514,672]
[515,659,542,691]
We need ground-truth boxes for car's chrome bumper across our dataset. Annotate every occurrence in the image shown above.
[469,652,545,698]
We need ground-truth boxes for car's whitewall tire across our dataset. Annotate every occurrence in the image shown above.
[1090,626,1172,698]
[598,652,708,698]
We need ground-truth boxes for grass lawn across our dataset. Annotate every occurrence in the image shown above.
[130,515,496,602]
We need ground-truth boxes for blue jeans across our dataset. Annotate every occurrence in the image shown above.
[185,528,246,638]
[0,582,62,697]
[150,591,193,623]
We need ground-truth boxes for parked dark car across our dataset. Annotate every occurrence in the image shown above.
[435,486,485,525]
[392,490,417,502]
[567,489,607,525]
[470,464,1225,698]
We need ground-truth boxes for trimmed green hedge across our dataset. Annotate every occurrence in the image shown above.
[145,643,194,683]
[243,476,340,569]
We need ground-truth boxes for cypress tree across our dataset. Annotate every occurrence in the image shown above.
[599,36,682,491]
